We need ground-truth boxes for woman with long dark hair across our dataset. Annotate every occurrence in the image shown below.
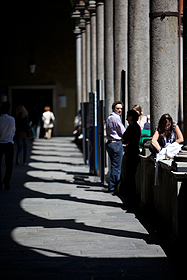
[151,113,183,153]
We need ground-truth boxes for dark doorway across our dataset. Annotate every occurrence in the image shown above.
[11,89,53,117]
[11,88,53,138]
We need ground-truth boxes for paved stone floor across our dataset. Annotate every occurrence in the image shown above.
[0,137,178,279]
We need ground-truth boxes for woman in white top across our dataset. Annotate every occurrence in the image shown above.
[132,104,148,130]
[42,106,55,139]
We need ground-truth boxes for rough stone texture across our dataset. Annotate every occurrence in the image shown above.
[90,10,97,92]
[104,0,114,113]
[128,0,150,115]
[81,28,87,102]
[86,18,91,101]
[0,137,177,279]
[114,0,128,103]
[76,32,82,110]
[96,1,105,99]
[150,0,179,131]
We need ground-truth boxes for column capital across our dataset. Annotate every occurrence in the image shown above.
[71,10,81,20]
[74,1,86,12]
[79,17,86,30]
[96,0,105,5]
[77,7,90,25]
[74,25,81,35]
[87,0,96,13]
[82,8,90,21]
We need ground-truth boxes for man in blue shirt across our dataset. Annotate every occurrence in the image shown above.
[106,101,125,193]
[0,102,15,190]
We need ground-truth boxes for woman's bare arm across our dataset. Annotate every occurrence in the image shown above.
[175,125,184,143]
[151,130,161,152]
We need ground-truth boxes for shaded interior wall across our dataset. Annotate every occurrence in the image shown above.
[0,0,76,135]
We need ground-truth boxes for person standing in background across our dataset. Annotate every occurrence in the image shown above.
[42,106,55,139]
[106,101,126,193]
[122,110,141,206]
[15,105,30,166]
[132,104,147,130]
[29,104,42,139]
[0,102,15,190]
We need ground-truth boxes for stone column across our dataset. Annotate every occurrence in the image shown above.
[114,0,128,103]
[104,0,114,113]
[80,17,87,102]
[72,9,82,111]
[150,0,179,132]
[96,1,104,99]
[128,0,150,115]
[74,25,82,111]
[183,1,187,144]
[85,11,91,101]
[88,1,97,92]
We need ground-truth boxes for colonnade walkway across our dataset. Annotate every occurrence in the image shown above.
[0,137,177,279]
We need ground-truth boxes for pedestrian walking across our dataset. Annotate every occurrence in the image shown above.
[106,101,126,193]
[15,105,30,166]
[0,102,15,190]
[122,109,141,206]
[42,106,55,139]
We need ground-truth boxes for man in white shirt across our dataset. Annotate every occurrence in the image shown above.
[0,102,15,190]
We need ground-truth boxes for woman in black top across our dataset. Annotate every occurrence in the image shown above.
[122,110,141,205]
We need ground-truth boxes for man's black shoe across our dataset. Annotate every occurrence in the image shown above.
[112,190,118,196]
[101,188,116,194]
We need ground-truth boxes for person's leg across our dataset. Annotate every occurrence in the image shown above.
[4,143,14,189]
[23,137,28,164]
[106,142,123,191]
[16,138,22,164]
[126,156,140,205]
[44,129,46,138]
[44,128,48,138]
[48,128,52,139]
[36,125,41,139]
[0,144,4,188]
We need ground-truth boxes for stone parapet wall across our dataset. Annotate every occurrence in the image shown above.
[133,151,187,243]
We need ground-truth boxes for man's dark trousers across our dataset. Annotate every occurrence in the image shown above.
[0,143,14,189]
[106,141,123,191]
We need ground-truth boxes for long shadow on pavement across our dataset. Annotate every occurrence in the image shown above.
[0,138,178,280]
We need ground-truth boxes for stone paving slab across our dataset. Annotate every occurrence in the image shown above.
[0,137,177,279]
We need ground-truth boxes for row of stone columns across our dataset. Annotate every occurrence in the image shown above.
[72,0,180,134]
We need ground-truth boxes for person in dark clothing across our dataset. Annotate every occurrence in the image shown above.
[15,105,29,165]
[122,110,141,205]
[29,104,42,139]
[0,102,15,190]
